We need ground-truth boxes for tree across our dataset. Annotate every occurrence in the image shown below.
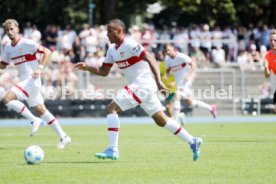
[0,0,274,31]
[155,0,237,27]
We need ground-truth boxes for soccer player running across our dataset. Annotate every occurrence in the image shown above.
[263,29,276,112]
[163,44,217,119]
[75,19,202,161]
[158,51,185,125]
[0,19,71,149]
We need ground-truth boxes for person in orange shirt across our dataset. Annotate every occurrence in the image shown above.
[264,29,276,112]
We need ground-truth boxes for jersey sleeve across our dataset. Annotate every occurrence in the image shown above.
[102,47,114,67]
[1,47,10,65]
[127,39,146,59]
[179,53,192,64]
[26,39,39,54]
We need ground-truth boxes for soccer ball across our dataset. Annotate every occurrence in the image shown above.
[24,145,44,165]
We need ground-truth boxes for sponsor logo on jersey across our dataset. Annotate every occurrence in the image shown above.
[117,61,130,68]
[12,56,26,63]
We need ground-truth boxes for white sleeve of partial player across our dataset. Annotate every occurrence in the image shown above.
[25,39,39,54]
[180,54,192,64]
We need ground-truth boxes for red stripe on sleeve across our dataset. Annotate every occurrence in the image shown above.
[102,63,113,67]
[1,61,8,66]
[37,45,45,53]
[138,49,146,60]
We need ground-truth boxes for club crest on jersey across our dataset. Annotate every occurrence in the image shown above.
[18,48,23,54]
[120,52,124,58]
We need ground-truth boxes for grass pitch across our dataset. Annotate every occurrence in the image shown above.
[0,122,275,184]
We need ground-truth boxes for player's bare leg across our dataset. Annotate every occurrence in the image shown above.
[165,100,174,118]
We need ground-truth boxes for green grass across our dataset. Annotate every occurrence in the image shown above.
[0,122,275,184]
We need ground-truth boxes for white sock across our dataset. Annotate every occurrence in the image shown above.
[107,113,120,151]
[191,100,212,111]
[6,100,38,122]
[40,111,66,139]
[164,118,193,144]
[173,100,181,120]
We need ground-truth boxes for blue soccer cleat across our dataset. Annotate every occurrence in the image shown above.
[95,147,119,160]
[190,137,203,161]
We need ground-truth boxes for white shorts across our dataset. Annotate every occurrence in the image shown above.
[177,79,193,99]
[114,84,163,117]
[10,77,44,107]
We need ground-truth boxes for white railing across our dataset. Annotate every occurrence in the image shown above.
[195,68,237,115]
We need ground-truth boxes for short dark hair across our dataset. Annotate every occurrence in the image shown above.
[108,19,126,33]
[163,43,174,50]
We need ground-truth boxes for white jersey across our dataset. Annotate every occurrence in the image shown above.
[104,36,157,90]
[165,52,192,86]
[1,37,40,81]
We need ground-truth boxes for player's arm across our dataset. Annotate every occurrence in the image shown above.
[142,51,169,92]
[37,45,52,68]
[32,46,51,79]
[75,62,111,76]
[184,60,196,81]
[263,58,270,78]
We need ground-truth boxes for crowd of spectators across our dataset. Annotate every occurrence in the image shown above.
[0,22,274,100]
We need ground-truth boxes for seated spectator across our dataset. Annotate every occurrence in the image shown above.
[211,43,226,68]
[259,81,271,99]
[237,50,255,71]
[248,44,263,70]
[199,24,212,62]
[190,41,209,68]
[129,25,142,42]
[84,49,105,68]
[260,45,268,59]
